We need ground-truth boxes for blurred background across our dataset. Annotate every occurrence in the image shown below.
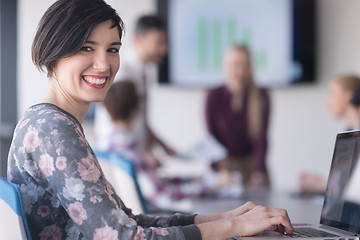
[1,0,360,191]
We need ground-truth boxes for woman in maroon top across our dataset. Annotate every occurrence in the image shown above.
[205,45,270,187]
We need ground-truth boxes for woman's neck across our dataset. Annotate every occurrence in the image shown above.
[226,83,246,112]
[42,78,90,123]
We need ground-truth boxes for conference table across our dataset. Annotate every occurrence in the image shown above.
[191,188,324,225]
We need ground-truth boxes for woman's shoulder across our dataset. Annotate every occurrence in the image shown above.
[23,103,80,126]
[18,103,84,138]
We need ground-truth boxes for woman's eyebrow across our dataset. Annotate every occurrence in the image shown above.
[85,40,122,46]
[110,42,122,46]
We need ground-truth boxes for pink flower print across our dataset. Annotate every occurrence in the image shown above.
[39,224,62,240]
[105,181,115,196]
[93,226,118,240]
[23,126,42,153]
[150,227,169,236]
[78,158,100,183]
[56,148,61,155]
[133,226,146,240]
[39,153,55,177]
[19,118,30,129]
[53,113,68,122]
[18,147,25,154]
[90,195,102,204]
[68,202,87,225]
[105,182,117,206]
[37,205,51,217]
[56,156,67,171]
[51,129,58,135]
[36,118,46,124]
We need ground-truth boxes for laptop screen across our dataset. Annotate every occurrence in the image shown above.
[320,130,360,233]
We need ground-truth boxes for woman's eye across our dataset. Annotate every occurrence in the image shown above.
[80,46,92,52]
[108,48,119,53]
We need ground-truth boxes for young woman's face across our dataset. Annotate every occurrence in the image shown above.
[223,49,251,93]
[327,80,352,118]
[53,20,121,104]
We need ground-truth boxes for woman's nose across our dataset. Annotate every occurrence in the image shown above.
[93,52,110,72]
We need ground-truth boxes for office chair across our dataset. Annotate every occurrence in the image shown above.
[94,151,149,215]
[0,177,32,240]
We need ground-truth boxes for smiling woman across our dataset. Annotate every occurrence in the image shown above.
[43,20,121,116]
[7,0,293,239]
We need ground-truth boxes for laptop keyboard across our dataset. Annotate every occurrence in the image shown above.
[291,227,340,238]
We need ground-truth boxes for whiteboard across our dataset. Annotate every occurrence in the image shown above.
[168,0,298,87]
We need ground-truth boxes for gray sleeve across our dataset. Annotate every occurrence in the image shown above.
[180,225,202,240]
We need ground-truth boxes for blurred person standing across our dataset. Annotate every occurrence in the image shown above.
[299,74,360,193]
[102,81,245,211]
[94,15,175,167]
[205,45,270,187]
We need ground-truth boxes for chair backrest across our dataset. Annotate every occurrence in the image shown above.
[0,177,32,240]
[94,151,149,214]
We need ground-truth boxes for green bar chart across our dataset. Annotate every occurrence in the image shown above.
[196,18,267,71]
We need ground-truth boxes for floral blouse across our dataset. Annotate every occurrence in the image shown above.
[7,103,201,240]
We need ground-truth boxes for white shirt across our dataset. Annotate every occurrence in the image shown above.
[94,50,157,153]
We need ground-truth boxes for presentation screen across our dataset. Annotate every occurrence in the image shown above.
[158,0,316,87]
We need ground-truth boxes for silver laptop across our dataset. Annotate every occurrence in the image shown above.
[240,130,360,240]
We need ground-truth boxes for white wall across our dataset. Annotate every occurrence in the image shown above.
[17,0,360,190]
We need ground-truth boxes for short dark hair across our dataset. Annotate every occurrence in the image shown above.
[135,15,166,35]
[103,81,139,122]
[32,0,124,76]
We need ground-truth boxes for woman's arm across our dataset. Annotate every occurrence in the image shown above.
[21,108,195,239]
[196,201,293,239]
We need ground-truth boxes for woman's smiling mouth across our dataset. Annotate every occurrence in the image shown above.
[82,75,108,88]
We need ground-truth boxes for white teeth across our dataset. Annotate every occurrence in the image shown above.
[83,76,106,85]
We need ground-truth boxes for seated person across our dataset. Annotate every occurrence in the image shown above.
[101,81,242,210]
[205,45,270,187]
[299,74,360,193]
[9,1,293,238]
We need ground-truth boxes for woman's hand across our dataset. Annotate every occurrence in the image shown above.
[230,204,293,237]
[196,201,293,239]
[298,172,327,193]
[222,201,258,219]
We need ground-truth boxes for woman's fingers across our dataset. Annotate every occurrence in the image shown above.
[233,205,293,237]
[227,201,259,219]
[246,206,293,235]
[267,208,293,234]
[269,215,293,235]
